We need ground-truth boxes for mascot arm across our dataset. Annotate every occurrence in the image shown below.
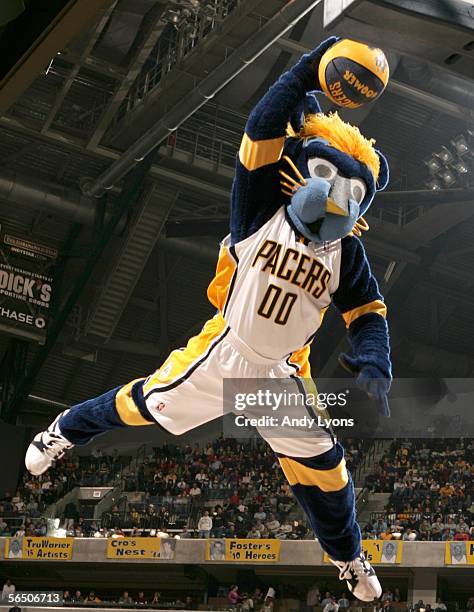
[230,36,339,244]
[332,235,392,416]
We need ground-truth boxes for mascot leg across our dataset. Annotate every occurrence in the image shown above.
[277,443,382,602]
[261,368,381,605]
[25,315,229,476]
[278,443,360,560]
[24,380,153,476]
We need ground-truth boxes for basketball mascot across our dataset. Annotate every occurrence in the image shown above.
[26,37,391,601]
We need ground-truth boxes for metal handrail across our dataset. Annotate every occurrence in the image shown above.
[115,0,240,123]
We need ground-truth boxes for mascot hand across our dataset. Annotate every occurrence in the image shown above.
[293,36,340,90]
[339,353,391,417]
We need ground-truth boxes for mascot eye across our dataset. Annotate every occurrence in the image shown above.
[350,178,367,204]
[308,158,338,181]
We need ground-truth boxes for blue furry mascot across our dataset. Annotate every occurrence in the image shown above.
[26,38,391,601]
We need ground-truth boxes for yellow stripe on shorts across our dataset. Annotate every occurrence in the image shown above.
[115,378,154,426]
[278,457,348,492]
[142,313,227,396]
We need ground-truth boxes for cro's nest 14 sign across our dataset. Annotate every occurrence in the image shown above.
[324,540,403,564]
[206,539,281,562]
[4,537,74,560]
[107,537,176,559]
[0,231,58,342]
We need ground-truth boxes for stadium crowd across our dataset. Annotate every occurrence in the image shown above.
[101,437,365,539]
[361,439,474,541]
[0,451,129,537]
[5,435,473,541]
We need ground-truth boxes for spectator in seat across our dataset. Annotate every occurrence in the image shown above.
[378,599,393,612]
[266,513,280,535]
[323,596,339,612]
[379,529,393,540]
[63,501,79,530]
[247,525,261,539]
[306,583,320,609]
[454,527,469,541]
[119,591,133,605]
[180,527,193,539]
[189,484,201,498]
[135,591,147,606]
[403,528,417,541]
[434,598,447,612]
[252,588,264,606]
[337,593,350,610]
[321,592,332,608]
[151,592,161,606]
[2,580,15,600]
[381,590,394,602]
[84,592,101,604]
[197,511,213,538]
[241,593,254,611]
[72,591,83,603]
[276,520,293,539]
[263,588,276,612]
[228,585,241,606]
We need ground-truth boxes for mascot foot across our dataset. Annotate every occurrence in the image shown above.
[330,554,382,602]
[25,410,74,475]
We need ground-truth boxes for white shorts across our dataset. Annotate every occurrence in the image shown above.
[138,315,334,458]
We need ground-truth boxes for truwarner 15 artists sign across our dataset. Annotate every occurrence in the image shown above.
[5,537,74,560]
[0,230,57,341]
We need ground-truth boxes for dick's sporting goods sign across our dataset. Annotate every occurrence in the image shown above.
[0,230,57,342]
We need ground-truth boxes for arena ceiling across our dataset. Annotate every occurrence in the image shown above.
[0,0,473,427]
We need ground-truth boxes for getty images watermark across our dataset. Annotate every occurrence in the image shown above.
[230,385,354,432]
[222,377,474,439]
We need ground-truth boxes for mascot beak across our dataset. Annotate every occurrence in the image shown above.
[326,197,349,217]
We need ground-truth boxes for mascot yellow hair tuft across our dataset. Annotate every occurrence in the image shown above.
[287,112,381,181]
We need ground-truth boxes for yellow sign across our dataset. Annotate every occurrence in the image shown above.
[206,539,280,562]
[5,537,74,560]
[106,537,176,559]
[445,541,474,565]
[324,540,403,564]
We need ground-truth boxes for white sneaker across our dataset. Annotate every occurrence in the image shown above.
[25,410,74,476]
[330,554,382,602]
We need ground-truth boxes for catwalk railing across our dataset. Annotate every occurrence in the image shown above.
[114,0,241,124]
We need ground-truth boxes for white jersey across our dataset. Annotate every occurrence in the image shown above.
[209,206,342,360]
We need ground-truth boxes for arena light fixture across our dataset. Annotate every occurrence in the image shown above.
[439,168,457,186]
[425,177,442,190]
[436,145,454,164]
[454,160,470,175]
[451,134,470,157]
[424,155,442,174]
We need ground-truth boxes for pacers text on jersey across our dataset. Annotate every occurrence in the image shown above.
[252,239,331,299]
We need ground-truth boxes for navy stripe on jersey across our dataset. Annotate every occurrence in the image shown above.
[223,245,239,318]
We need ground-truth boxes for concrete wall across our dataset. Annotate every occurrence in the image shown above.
[0,537,459,567]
